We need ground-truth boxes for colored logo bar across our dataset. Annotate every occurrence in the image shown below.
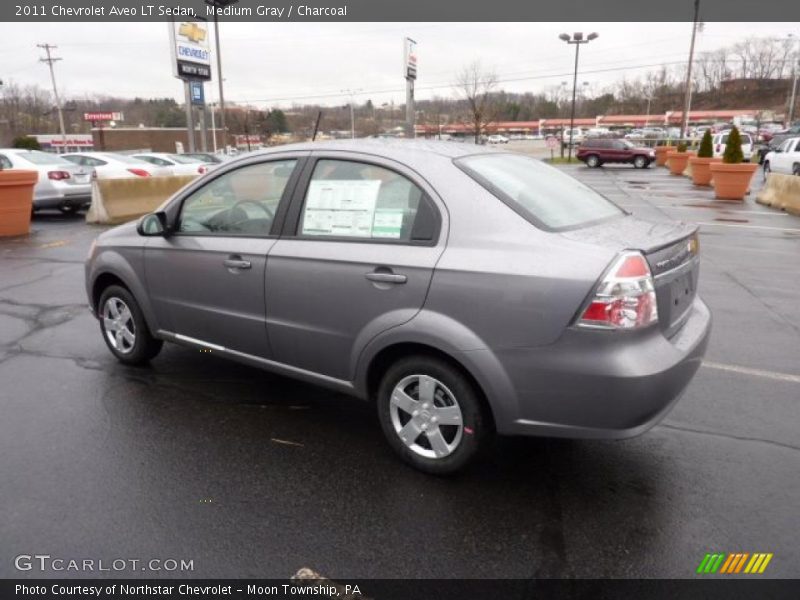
[696,552,773,574]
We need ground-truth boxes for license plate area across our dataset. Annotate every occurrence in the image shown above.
[668,270,695,325]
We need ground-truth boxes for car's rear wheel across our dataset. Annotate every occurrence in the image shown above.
[377,356,489,475]
[98,285,163,365]
[633,155,649,169]
[763,161,771,179]
[586,154,601,168]
[793,164,800,177]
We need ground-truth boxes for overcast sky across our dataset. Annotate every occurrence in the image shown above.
[0,21,795,114]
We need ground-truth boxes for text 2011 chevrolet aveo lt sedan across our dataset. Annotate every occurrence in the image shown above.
[85,140,711,474]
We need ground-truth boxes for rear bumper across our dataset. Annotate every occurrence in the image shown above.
[33,192,91,210]
[472,296,711,439]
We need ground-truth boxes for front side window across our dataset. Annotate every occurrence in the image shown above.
[457,153,623,230]
[0,154,12,169]
[298,159,435,242]
[178,160,297,236]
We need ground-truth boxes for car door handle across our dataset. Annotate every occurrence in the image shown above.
[365,271,407,284]
[223,258,251,270]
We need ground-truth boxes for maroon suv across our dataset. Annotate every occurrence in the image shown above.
[576,138,656,168]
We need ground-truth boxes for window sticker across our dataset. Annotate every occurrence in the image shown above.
[371,209,404,239]
[302,179,382,237]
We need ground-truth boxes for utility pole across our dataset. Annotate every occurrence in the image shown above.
[680,0,700,140]
[341,89,362,138]
[37,44,67,147]
[404,37,417,139]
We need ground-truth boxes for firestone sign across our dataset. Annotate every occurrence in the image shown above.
[83,112,123,122]
[169,20,212,81]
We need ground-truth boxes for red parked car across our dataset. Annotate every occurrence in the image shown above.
[576,138,656,168]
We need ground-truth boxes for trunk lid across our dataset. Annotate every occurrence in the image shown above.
[561,215,700,337]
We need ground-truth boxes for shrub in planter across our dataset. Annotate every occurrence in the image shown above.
[666,141,694,175]
[709,126,758,200]
[688,129,720,186]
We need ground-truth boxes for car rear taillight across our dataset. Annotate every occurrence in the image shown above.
[577,251,658,330]
[127,168,150,177]
[48,170,71,180]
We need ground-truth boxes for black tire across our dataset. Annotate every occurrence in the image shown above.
[377,355,491,475]
[763,161,771,180]
[98,284,163,365]
[586,154,601,168]
[633,155,649,169]
[58,204,77,214]
[793,164,800,177]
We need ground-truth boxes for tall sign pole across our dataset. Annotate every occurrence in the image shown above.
[169,20,212,154]
[404,37,417,138]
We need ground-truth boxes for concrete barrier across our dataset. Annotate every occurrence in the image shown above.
[86,175,197,225]
[756,173,800,216]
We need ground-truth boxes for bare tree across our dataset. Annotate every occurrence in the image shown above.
[455,61,498,144]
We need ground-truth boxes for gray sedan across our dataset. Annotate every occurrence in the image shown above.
[85,140,711,474]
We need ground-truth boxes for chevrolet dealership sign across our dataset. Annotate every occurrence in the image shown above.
[169,20,212,81]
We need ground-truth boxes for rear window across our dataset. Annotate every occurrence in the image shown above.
[14,151,72,166]
[456,153,623,230]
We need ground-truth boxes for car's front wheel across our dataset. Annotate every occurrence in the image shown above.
[793,164,800,177]
[763,161,771,179]
[98,285,163,365]
[633,155,649,169]
[377,356,489,475]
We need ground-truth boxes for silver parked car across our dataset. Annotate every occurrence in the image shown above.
[0,149,91,213]
[85,140,711,474]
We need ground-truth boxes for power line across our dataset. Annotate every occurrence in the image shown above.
[37,43,67,145]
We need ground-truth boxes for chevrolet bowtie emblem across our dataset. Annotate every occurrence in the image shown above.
[179,22,207,43]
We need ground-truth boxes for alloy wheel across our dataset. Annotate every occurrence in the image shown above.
[102,297,136,354]
[389,374,464,459]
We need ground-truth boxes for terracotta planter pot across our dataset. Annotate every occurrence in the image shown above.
[654,146,676,167]
[689,156,721,186]
[0,170,38,237]
[666,151,695,175]
[709,162,759,201]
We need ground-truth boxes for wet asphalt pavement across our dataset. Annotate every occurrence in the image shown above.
[1,164,799,580]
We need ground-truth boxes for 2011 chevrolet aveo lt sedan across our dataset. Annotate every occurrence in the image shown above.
[85,140,711,474]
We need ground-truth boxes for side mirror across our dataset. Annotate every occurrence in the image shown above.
[137,211,169,236]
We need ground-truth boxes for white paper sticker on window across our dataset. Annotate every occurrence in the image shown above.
[371,209,404,238]
[302,179,382,237]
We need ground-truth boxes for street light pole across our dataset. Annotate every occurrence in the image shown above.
[205,0,237,154]
[788,36,799,126]
[558,32,598,161]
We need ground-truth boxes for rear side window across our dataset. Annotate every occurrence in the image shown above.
[15,151,72,166]
[298,159,437,243]
[0,154,12,169]
[456,153,623,231]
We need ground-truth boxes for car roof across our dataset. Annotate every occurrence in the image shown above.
[243,139,502,162]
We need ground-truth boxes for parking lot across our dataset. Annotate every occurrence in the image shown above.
[1,161,799,579]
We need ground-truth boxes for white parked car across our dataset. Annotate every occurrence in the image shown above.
[0,149,92,213]
[763,137,800,177]
[132,153,209,176]
[712,132,754,162]
[61,152,170,179]
[486,134,510,144]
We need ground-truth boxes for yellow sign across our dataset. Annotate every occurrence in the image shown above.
[178,22,206,43]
